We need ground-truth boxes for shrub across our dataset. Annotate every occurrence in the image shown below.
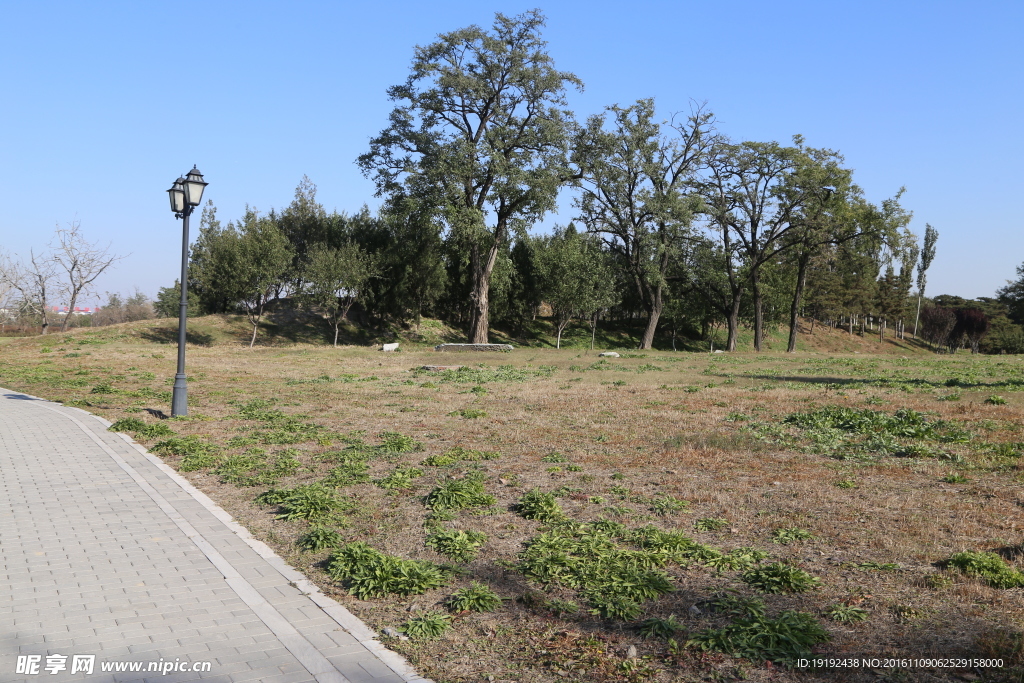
[297,526,343,552]
[421,446,499,467]
[402,612,450,639]
[639,614,684,639]
[274,484,349,522]
[326,542,448,599]
[772,527,814,544]
[109,417,145,433]
[741,563,821,594]
[425,529,487,563]
[376,466,423,491]
[687,610,830,665]
[516,489,565,523]
[425,473,496,511]
[446,582,502,612]
[948,551,1024,588]
[827,604,869,623]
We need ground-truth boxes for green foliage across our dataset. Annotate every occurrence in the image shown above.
[544,599,579,616]
[273,484,351,522]
[297,526,343,552]
[772,527,814,544]
[375,466,423,491]
[90,383,116,394]
[694,518,728,532]
[515,489,565,523]
[402,612,451,640]
[941,473,970,484]
[741,563,821,594]
[425,472,496,511]
[827,604,869,623]
[109,417,145,433]
[377,431,422,453]
[326,542,448,599]
[449,408,488,419]
[541,452,568,463]
[322,458,371,487]
[152,436,220,471]
[425,529,488,563]
[639,614,684,639]
[947,551,1024,588]
[299,241,376,346]
[985,395,1007,405]
[446,582,502,612]
[834,479,857,489]
[687,610,830,665]
[709,592,766,619]
[421,446,498,467]
[649,495,689,515]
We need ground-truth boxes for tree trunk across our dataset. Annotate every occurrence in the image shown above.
[639,289,662,350]
[752,270,764,352]
[467,239,500,344]
[787,253,811,353]
[590,312,598,350]
[726,294,741,352]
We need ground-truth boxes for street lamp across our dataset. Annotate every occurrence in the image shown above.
[167,166,208,417]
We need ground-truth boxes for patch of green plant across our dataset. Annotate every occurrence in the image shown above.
[469,385,487,395]
[711,548,770,571]
[947,551,1024,588]
[213,450,268,485]
[326,542,448,599]
[272,483,352,522]
[376,466,423,491]
[650,496,689,515]
[687,610,830,665]
[834,479,857,489]
[90,383,116,394]
[772,527,814,544]
[425,529,487,563]
[639,614,684,639]
[924,573,954,589]
[135,422,177,439]
[827,604,869,623]
[985,395,1008,405]
[402,611,450,639]
[446,582,502,612]
[516,489,565,523]
[724,412,749,422]
[450,408,488,419]
[152,436,220,471]
[709,592,766,618]
[412,364,550,384]
[322,457,371,487]
[694,518,728,532]
[542,451,568,463]
[938,392,962,401]
[109,417,145,433]
[297,526,343,552]
[421,446,498,467]
[377,431,422,453]
[425,472,495,511]
[741,562,821,594]
[941,473,970,484]
[589,595,642,620]
[236,398,286,422]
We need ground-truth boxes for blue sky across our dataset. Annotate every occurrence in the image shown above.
[1,0,1021,307]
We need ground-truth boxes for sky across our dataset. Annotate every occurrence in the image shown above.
[1,0,1021,308]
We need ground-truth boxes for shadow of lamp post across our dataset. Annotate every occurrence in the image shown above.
[166,166,208,417]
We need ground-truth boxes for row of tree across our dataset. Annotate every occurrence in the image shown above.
[166,10,948,351]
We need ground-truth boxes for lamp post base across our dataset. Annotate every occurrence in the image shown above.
[171,375,187,417]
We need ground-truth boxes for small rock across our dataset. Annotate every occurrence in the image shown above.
[498,478,509,485]
[713,349,724,354]
[688,604,702,617]
[381,342,400,352]
[407,602,420,612]
[771,481,782,486]
[382,627,401,638]
[598,351,620,357]
[730,527,739,534]
[625,645,637,659]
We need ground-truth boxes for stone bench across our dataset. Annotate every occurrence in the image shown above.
[433,343,514,352]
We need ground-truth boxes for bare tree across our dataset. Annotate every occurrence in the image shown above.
[51,221,124,333]
[0,249,58,334]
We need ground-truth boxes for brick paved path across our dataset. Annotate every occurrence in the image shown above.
[0,388,432,683]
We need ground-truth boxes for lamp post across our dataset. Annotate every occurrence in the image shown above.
[167,166,208,417]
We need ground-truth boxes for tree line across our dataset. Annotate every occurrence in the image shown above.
[161,10,953,351]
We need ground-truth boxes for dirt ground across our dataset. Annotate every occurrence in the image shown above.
[1,319,1022,683]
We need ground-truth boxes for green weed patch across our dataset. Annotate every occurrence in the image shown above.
[326,542,449,599]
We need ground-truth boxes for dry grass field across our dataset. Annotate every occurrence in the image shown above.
[2,316,1023,683]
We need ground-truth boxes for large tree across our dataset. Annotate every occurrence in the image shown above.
[358,10,581,343]
[233,210,294,347]
[574,99,713,349]
[51,221,124,332]
[299,242,376,346]
[913,224,939,337]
